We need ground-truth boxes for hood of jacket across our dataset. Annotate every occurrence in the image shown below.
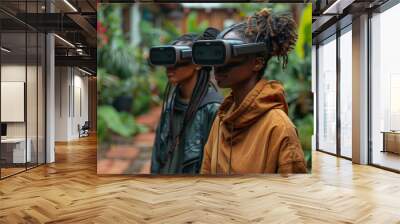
[218,79,288,145]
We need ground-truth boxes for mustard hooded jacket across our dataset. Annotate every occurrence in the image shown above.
[200,79,307,174]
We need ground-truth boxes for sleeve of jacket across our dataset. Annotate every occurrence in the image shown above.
[200,107,220,175]
[266,111,307,174]
[275,124,307,174]
[150,122,162,174]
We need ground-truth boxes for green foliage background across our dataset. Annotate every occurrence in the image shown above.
[97,3,313,169]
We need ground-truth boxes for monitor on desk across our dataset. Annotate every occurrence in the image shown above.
[1,123,7,138]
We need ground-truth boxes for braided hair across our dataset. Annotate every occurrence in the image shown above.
[160,27,220,167]
[227,8,297,78]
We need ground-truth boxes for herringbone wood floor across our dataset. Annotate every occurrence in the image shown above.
[1,135,400,224]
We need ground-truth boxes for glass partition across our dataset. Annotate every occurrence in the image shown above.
[0,1,46,179]
[317,35,337,155]
[1,30,28,177]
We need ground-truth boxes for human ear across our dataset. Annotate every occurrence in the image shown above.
[252,57,265,72]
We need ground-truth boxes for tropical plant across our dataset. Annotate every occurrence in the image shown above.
[98,4,151,143]
[97,4,211,144]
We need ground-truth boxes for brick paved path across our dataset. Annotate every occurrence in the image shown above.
[97,106,162,174]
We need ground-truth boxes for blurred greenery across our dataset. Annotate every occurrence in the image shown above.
[97,4,210,144]
[264,4,313,168]
[296,4,312,59]
[98,3,313,169]
[98,105,148,142]
[98,5,152,143]
[187,12,209,33]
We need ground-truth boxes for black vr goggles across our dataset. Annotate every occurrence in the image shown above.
[149,45,192,67]
[192,40,266,66]
[192,24,268,66]
[149,25,268,67]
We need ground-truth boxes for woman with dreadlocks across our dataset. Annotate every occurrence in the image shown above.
[151,28,223,174]
[200,9,307,174]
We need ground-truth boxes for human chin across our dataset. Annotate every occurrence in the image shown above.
[167,75,179,85]
[215,77,232,88]
[216,80,228,88]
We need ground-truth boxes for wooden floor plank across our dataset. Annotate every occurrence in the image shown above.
[0,135,399,223]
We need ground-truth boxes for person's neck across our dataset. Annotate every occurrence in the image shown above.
[231,77,259,108]
[178,73,198,103]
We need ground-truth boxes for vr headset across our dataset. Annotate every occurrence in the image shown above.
[192,40,266,66]
[192,24,267,66]
[149,45,192,67]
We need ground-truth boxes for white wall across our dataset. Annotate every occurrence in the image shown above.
[71,73,89,138]
[55,67,89,141]
[55,66,69,141]
[1,65,35,138]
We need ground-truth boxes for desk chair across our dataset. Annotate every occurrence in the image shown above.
[78,121,90,138]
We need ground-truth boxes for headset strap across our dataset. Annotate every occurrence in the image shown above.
[216,23,242,39]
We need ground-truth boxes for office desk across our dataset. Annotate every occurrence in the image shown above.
[382,131,400,155]
[1,138,32,163]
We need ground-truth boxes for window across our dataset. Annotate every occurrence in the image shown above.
[317,35,337,154]
[339,27,352,158]
[370,3,400,171]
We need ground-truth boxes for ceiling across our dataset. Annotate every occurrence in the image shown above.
[312,0,390,41]
[0,0,97,74]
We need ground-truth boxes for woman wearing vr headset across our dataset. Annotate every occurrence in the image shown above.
[150,28,223,174]
[200,9,307,174]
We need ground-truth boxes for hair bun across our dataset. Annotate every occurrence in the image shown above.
[246,8,297,69]
[256,8,271,18]
[267,15,297,58]
[245,8,272,38]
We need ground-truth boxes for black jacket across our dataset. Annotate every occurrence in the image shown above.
[151,86,222,174]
